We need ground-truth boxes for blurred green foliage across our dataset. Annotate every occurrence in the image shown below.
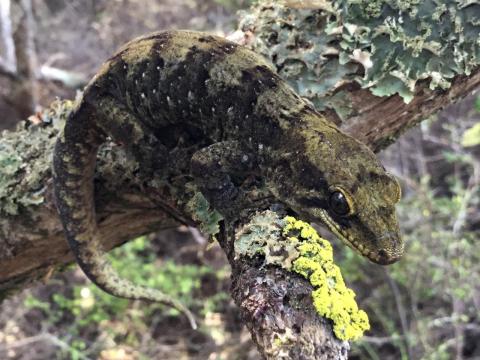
[462,95,480,147]
[342,121,480,359]
[462,123,480,147]
[24,236,229,358]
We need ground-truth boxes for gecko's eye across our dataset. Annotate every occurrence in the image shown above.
[329,190,351,216]
[386,173,402,203]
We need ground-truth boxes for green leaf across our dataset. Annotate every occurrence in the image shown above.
[461,123,480,147]
[475,96,480,112]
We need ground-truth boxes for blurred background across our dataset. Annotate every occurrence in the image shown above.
[0,1,479,359]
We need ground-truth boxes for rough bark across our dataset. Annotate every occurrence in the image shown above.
[231,262,349,359]
[339,68,480,151]
[1,0,479,358]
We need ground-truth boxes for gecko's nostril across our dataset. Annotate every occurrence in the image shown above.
[377,249,401,265]
[378,249,388,258]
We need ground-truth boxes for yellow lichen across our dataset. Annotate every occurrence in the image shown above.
[282,216,370,341]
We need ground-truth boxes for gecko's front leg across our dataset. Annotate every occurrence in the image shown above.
[191,140,258,220]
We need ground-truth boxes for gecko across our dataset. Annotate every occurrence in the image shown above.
[52,30,403,328]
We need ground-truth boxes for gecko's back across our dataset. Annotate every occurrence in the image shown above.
[85,30,305,149]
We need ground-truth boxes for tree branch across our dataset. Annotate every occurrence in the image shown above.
[232,262,348,359]
[339,68,480,151]
[0,102,180,295]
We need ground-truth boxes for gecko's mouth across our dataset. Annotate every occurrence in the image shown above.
[317,209,383,264]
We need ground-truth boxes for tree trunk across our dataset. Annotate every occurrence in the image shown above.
[0,0,479,358]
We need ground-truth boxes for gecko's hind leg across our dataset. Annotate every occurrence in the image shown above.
[96,96,168,175]
[191,140,257,220]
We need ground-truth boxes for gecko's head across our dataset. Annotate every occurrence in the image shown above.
[274,126,403,265]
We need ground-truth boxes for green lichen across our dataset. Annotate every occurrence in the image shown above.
[0,100,72,215]
[341,0,480,102]
[186,191,224,236]
[0,100,144,216]
[235,211,370,341]
[235,210,302,268]
[240,4,357,112]
[241,0,480,105]
[235,210,283,256]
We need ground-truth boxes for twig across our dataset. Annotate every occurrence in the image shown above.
[0,333,92,360]
[0,0,16,74]
[39,65,88,88]
[0,57,17,79]
[383,268,412,359]
[361,335,402,346]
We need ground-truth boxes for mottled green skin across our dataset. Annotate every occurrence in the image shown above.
[53,30,402,316]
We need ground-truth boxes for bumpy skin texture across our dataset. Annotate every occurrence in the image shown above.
[53,30,403,320]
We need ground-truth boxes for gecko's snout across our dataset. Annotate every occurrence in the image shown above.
[372,230,403,265]
[375,248,402,265]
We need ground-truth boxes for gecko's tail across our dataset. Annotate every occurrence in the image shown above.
[52,101,197,329]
